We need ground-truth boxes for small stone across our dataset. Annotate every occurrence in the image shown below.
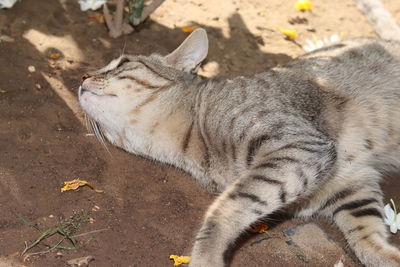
[28,66,36,72]
[0,35,14,42]
[92,205,100,211]
[67,255,94,267]
[35,83,41,89]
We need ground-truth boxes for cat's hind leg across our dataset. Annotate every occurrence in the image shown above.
[189,140,337,267]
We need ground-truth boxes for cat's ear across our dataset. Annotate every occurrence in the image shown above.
[165,28,208,73]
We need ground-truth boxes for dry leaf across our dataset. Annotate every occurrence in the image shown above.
[181,26,199,33]
[169,255,191,266]
[88,13,105,24]
[249,223,269,233]
[61,179,103,193]
[9,251,19,257]
[50,53,61,60]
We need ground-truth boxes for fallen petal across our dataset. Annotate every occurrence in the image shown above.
[295,0,313,11]
[278,27,298,40]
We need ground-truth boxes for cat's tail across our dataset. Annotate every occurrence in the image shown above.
[355,0,400,41]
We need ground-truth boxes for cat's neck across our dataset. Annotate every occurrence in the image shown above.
[121,74,212,180]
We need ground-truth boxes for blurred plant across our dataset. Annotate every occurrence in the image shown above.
[128,0,145,26]
[102,0,165,38]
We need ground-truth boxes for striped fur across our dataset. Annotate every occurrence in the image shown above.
[79,29,400,266]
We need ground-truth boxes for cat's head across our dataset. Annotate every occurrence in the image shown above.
[78,28,208,149]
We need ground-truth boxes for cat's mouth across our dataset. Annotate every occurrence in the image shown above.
[79,86,117,98]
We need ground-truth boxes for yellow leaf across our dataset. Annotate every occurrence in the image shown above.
[88,13,105,24]
[295,0,313,11]
[60,179,104,193]
[169,255,191,266]
[278,27,298,40]
[10,251,19,257]
[181,26,199,33]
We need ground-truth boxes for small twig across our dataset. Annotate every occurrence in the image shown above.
[115,0,124,30]
[103,0,134,38]
[23,237,67,262]
[72,228,109,238]
[140,0,165,23]
[21,228,58,255]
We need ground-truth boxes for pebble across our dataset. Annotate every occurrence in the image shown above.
[28,65,36,72]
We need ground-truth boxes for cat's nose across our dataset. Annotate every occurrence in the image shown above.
[80,73,91,82]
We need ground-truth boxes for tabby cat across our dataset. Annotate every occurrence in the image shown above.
[78,29,400,266]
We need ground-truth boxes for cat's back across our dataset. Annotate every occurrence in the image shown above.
[286,38,400,97]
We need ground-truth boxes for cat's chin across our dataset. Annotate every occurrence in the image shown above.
[79,88,117,98]
[78,85,117,97]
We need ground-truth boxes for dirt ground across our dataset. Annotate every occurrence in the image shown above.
[1,0,400,266]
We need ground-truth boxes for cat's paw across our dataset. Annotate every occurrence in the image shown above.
[188,253,224,267]
[359,245,400,267]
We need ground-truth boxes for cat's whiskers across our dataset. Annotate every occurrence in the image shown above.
[120,40,127,58]
[87,115,110,154]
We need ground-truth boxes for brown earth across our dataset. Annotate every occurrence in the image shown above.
[1,0,400,266]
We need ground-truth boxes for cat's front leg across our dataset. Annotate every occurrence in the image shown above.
[189,182,274,267]
[190,156,335,265]
[189,129,337,266]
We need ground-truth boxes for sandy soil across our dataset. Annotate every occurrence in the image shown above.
[0,0,400,266]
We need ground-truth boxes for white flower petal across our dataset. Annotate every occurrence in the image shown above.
[79,0,106,11]
[91,0,106,10]
[384,204,395,219]
[330,34,340,43]
[390,222,398,234]
[396,213,400,230]
[303,45,313,52]
[316,40,324,48]
[306,39,314,47]
[0,0,18,9]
